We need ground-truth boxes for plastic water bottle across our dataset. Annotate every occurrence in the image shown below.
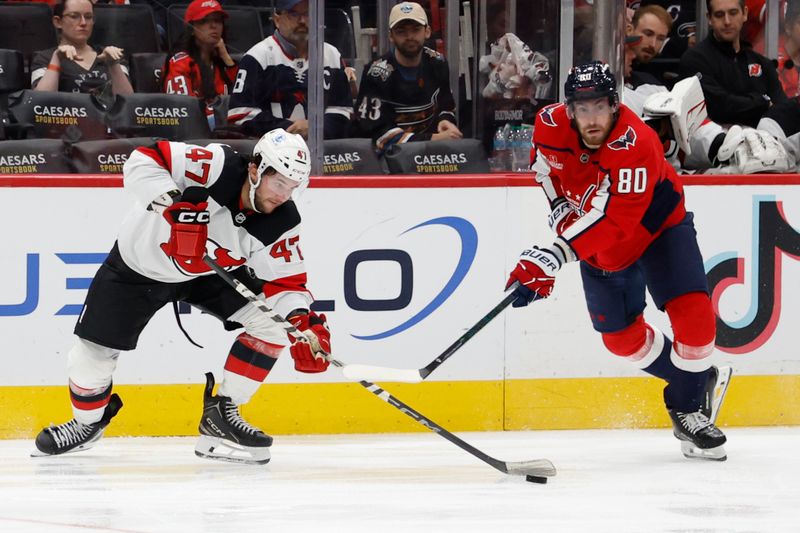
[511,125,532,172]
[491,125,511,172]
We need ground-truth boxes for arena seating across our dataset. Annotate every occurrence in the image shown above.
[6,90,108,141]
[105,92,211,140]
[130,52,167,93]
[322,138,386,175]
[0,48,27,118]
[91,4,161,56]
[383,138,489,175]
[69,137,156,174]
[0,2,57,62]
[0,138,72,174]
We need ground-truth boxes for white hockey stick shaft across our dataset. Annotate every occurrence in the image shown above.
[342,283,537,383]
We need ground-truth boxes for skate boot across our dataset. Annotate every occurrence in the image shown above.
[32,394,123,456]
[701,366,733,423]
[194,372,272,465]
[669,366,732,461]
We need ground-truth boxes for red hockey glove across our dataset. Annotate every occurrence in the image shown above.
[547,199,580,235]
[505,246,562,306]
[162,201,210,260]
[288,311,331,373]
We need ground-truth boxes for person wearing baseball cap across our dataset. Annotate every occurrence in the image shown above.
[226,0,353,139]
[162,0,238,127]
[183,0,228,25]
[388,1,429,29]
[355,1,462,152]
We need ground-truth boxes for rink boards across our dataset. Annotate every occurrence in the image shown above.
[0,174,799,438]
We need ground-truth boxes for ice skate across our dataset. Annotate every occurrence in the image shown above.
[32,393,123,457]
[194,372,272,465]
[669,366,732,461]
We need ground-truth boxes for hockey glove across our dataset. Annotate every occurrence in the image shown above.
[505,246,562,306]
[288,311,331,373]
[715,125,792,174]
[162,200,210,260]
[547,199,579,236]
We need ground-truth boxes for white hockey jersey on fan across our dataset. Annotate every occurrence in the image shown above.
[120,141,312,318]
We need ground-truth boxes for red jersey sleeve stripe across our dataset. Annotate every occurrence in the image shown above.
[263,273,309,299]
[136,142,173,172]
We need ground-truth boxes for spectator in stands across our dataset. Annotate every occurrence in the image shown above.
[162,0,237,126]
[628,4,673,87]
[227,0,352,139]
[679,0,786,128]
[777,2,800,98]
[355,2,462,153]
[31,0,133,95]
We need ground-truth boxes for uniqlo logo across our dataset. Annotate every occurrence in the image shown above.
[749,63,762,77]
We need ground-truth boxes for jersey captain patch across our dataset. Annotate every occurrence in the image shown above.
[607,126,637,151]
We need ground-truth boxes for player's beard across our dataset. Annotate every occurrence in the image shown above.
[578,119,613,149]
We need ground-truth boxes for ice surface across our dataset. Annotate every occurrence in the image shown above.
[0,427,798,532]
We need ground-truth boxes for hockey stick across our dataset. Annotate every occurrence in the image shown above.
[202,255,556,480]
[341,284,537,383]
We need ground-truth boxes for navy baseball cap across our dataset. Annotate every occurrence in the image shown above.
[276,0,303,10]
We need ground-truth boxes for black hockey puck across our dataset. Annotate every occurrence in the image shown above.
[526,475,548,484]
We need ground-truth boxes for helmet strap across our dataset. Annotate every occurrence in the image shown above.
[248,171,263,214]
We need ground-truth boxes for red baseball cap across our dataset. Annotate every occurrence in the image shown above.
[184,0,228,24]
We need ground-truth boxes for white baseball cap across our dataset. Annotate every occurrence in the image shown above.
[389,2,428,29]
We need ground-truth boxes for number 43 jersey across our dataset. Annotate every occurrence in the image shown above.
[117,141,312,314]
[532,103,688,272]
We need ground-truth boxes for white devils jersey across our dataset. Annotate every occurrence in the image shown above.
[118,141,312,317]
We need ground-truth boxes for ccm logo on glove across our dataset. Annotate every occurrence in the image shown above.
[175,210,210,224]
[161,201,210,260]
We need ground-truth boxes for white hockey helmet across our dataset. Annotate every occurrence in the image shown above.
[252,128,311,185]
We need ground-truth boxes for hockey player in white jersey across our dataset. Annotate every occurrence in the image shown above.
[33,129,331,465]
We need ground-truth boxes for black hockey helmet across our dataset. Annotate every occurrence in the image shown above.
[564,61,618,107]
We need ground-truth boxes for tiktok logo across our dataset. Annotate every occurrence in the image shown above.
[706,197,800,354]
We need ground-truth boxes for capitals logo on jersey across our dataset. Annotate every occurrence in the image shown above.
[748,63,763,77]
[607,126,637,151]
[539,105,559,127]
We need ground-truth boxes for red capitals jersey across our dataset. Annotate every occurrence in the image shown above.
[531,103,687,271]
[163,51,237,102]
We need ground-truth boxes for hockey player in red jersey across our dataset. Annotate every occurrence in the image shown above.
[33,129,331,465]
[506,61,732,460]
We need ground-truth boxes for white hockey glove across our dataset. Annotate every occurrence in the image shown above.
[713,125,791,174]
[642,76,707,155]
